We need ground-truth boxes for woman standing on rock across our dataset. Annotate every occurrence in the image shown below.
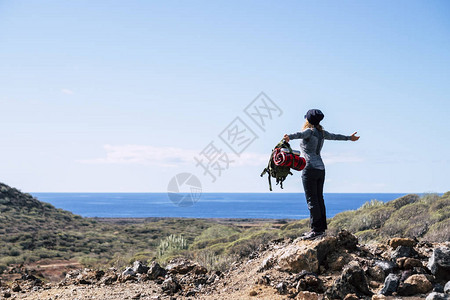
[283,109,360,240]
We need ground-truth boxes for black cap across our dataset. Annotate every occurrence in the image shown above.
[305,109,324,125]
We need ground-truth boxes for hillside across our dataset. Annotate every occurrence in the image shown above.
[0,182,449,288]
[0,183,217,273]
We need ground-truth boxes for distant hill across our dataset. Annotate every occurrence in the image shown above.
[0,182,215,273]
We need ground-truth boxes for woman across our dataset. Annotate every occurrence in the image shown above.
[283,109,359,240]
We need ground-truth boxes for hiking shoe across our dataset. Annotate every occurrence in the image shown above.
[301,231,325,240]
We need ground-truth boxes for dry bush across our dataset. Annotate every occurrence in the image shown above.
[423,219,450,242]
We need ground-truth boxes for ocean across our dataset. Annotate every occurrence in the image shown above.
[30,193,410,219]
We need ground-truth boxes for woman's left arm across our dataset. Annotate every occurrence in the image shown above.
[324,130,360,141]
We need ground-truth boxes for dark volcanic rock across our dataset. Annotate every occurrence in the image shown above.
[327,261,372,299]
[122,267,135,277]
[100,274,118,285]
[434,283,445,293]
[257,275,271,285]
[296,274,324,293]
[375,260,396,275]
[428,247,450,281]
[276,281,287,294]
[132,261,149,274]
[147,261,166,279]
[161,276,181,295]
[11,283,21,292]
[367,265,385,282]
[336,230,358,250]
[166,258,207,275]
[379,273,400,296]
[391,245,418,260]
[445,281,450,294]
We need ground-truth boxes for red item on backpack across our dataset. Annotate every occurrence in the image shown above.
[273,148,306,171]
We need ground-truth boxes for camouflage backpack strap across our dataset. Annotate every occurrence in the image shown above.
[260,148,276,191]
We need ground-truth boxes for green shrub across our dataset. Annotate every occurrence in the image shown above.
[381,203,429,238]
[190,225,240,250]
[157,234,188,258]
[387,194,420,210]
[424,219,450,242]
[193,249,238,272]
[131,251,155,264]
[359,199,384,210]
[355,229,379,243]
[79,256,101,268]
[420,193,441,205]
[227,230,278,258]
[349,206,395,232]
[327,210,357,234]
[280,219,309,231]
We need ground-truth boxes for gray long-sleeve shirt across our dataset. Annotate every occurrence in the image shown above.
[288,128,351,170]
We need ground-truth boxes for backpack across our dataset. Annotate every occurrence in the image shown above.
[260,140,306,191]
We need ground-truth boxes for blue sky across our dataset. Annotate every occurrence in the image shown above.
[1,0,449,193]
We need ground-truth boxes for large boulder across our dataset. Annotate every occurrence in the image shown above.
[266,230,358,274]
[275,236,337,273]
[276,243,321,273]
[428,247,450,281]
[327,261,372,299]
[398,274,433,296]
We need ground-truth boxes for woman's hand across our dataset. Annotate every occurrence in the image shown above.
[283,134,290,142]
[350,132,360,141]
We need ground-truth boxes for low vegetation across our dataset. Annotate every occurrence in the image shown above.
[0,182,448,274]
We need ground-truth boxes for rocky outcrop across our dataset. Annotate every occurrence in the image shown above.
[267,230,356,273]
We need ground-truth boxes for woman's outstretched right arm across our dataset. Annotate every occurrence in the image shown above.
[284,129,312,142]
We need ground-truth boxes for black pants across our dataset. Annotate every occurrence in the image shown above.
[302,168,327,232]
